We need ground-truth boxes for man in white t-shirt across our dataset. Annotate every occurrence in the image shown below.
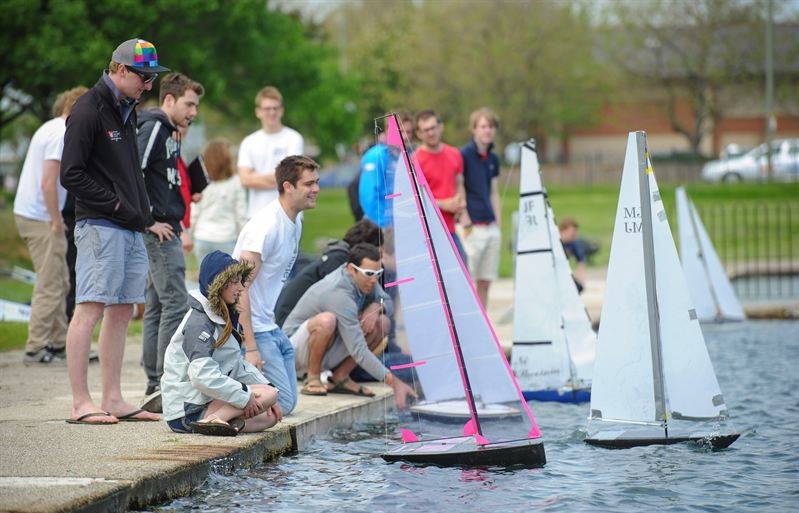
[238,86,304,219]
[14,86,87,365]
[233,155,320,415]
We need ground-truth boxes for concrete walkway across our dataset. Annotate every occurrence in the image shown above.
[0,336,397,513]
[1,269,795,513]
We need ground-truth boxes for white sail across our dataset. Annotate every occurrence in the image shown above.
[651,179,729,420]
[590,131,730,431]
[511,141,572,391]
[676,187,746,322]
[549,207,596,383]
[511,140,596,393]
[383,115,539,445]
[589,133,656,423]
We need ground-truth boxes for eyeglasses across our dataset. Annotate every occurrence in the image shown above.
[126,66,158,84]
[351,264,384,279]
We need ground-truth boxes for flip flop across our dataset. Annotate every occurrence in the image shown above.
[66,411,118,425]
[300,378,328,396]
[326,376,375,397]
[189,418,240,437]
[117,408,160,422]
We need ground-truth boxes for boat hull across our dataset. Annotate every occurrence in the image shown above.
[382,436,546,467]
[522,388,590,403]
[585,433,740,449]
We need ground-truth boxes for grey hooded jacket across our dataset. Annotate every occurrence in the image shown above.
[161,289,270,421]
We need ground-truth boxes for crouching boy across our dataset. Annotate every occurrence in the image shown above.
[162,251,283,436]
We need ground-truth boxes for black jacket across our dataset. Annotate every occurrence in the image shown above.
[60,76,154,232]
[274,240,350,327]
[137,108,185,233]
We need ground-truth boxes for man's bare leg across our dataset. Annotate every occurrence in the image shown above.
[329,313,390,394]
[68,302,116,422]
[98,304,159,420]
[363,313,390,351]
[303,312,336,394]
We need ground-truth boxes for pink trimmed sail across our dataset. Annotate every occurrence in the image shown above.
[382,113,540,444]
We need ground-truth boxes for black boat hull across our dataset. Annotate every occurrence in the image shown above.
[382,436,546,467]
[585,433,740,449]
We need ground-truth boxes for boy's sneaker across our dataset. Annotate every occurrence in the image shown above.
[48,347,99,362]
[141,387,162,414]
[23,347,66,365]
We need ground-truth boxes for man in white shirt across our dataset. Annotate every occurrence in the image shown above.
[14,86,87,364]
[233,155,320,415]
[238,86,304,219]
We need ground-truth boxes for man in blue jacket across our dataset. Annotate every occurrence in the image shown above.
[138,73,204,404]
[60,38,173,424]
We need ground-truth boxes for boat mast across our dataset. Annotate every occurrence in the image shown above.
[635,132,669,434]
[396,113,485,438]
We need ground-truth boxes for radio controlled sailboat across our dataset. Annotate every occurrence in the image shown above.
[676,186,746,322]
[378,114,546,466]
[511,140,596,403]
[585,132,739,449]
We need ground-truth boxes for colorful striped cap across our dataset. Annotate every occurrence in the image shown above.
[112,38,170,73]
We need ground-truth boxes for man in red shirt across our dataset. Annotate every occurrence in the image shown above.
[411,110,468,265]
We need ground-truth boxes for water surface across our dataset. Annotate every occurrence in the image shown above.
[148,320,798,513]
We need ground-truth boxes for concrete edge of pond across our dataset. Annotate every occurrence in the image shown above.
[0,339,395,513]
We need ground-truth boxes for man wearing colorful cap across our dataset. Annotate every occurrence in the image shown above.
[60,38,174,425]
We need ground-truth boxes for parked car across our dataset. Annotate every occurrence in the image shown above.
[701,138,799,182]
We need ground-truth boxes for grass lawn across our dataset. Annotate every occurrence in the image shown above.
[0,276,143,352]
[303,180,799,277]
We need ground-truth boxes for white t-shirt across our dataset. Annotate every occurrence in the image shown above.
[233,199,303,332]
[13,117,68,222]
[237,126,304,219]
[190,175,247,243]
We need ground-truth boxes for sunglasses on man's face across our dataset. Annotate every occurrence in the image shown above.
[126,66,158,84]
[351,263,384,279]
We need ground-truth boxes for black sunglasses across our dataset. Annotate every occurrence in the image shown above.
[126,66,158,84]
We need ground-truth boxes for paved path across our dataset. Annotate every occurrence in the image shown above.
[0,337,394,513]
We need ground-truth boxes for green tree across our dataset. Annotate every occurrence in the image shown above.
[598,0,796,157]
[324,0,614,157]
[0,0,360,159]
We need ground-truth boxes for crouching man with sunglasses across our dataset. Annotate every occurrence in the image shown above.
[283,243,417,410]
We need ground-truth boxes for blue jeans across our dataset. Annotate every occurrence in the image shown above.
[251,328,297,415]
[166,409,204,434]
[142,233,188,389]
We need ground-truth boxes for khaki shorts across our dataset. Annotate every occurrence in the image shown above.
[461,223,501,281]
[289,319,349,376]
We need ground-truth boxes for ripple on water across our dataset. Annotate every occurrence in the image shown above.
[144,321,799,513]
